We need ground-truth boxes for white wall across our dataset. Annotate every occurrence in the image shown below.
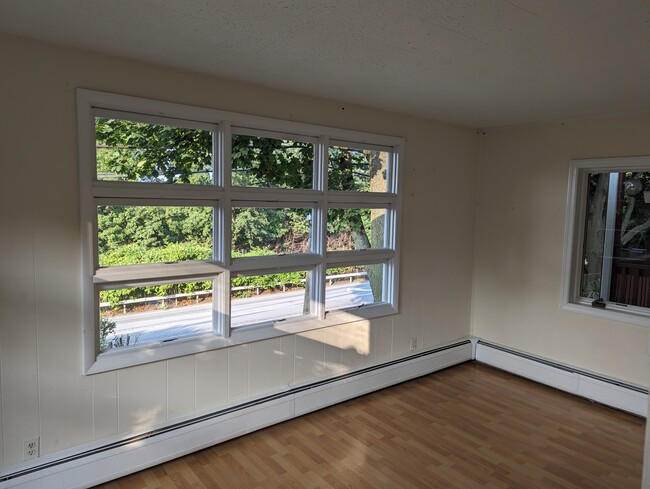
[0,33,478,469]
[472,115,650,387]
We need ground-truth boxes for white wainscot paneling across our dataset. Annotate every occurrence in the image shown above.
[195,349,228,413]
[167,356,196,420]
[0,341,472,489]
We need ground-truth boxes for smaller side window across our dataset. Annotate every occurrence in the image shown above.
[562,157,650,325]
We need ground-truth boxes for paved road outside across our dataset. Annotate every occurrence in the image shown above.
[110,281,374,345]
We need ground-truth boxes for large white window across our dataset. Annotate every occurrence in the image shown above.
[78,90,403,373]
[561,156,650,326]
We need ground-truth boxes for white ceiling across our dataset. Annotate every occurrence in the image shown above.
[1,0,649,128]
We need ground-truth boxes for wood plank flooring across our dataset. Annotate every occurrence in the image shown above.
[95,362,645,488]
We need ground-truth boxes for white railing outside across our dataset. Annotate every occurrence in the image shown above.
[100,272,368,311]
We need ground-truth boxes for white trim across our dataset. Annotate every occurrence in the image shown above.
[0,342,472,489]
[94,262,224,285]
[232,126,319,145]
[561,301,650,328]
[91,181,223,200]
[475,341,648,417]
[78,88,404,146]
[79,89,404,373]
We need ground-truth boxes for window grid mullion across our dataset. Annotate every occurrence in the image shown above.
[81,89,402,373]
[220,121,232,336]
[312,136,329,318]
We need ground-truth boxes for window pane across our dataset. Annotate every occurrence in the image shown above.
[231,271,310,328]
[581,171,650,307]
[327,208,386,251]
[95,117,213,184]
[325,265,383,311]
[97,205,213,267]
[99,279,213,351]
[328,145,389,192]
[232,207,311,257]
[232,134,313,189]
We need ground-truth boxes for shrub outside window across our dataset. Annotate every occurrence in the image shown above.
[78,90,403,374]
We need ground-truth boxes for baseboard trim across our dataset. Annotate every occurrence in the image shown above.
[0,339,472,489]
[475,340,648,417]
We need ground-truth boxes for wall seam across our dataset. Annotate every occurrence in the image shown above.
[33,232,42,458]
[0,285,4,466]
[469,129,485,337]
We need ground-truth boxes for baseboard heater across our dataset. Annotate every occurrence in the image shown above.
[475,340,648,417]
[0,339,472,489]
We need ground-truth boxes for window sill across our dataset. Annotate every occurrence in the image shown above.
[560,300,650,328]
[86,303,397,375]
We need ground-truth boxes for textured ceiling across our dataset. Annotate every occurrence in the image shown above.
[1,0,649,128]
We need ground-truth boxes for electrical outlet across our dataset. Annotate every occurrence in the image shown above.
[410,337,417,351]
[23,437,39,461]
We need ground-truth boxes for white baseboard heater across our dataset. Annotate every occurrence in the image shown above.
[475,340,648,417]
[0,340,472,489]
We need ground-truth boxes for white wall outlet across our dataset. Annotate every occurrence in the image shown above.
[23,437,39,461]
[410,337,417,351]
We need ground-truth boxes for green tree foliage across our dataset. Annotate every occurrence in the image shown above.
[96,118,212,184]
[98,205,212,260]
[232,207,310,254]
[231,135,313,189]
[95,118,386,306]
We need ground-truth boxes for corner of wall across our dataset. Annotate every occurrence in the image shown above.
[469,128,486,338]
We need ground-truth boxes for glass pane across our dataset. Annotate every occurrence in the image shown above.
[328,145,389,192]
[325,265,383,310]
[232,134,313,189]
[95,117,213,184]
[327,208,386,251]
[581,171,650,307]
[231,271,310,328]
[232,207,311,257]
[99,279,213,351]
[97,205,213,267]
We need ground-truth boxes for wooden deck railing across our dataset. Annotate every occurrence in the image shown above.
[611,257,650,307]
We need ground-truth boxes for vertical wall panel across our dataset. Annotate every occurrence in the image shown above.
[92,371,118,440]
[340,321,373,371]
[118,363,167,434]
[249,339,282,396]
[323,326,344,376]
[295,329,326,385]
[167,356,195,420]
[0,333,4,467]
[372,316,393,364]
[228,344,249,402]
[195,349,228,413]
[0,43,41,465]
[279,336,295,388]
[392,316,415,357]
[0,229,39,466]
[30,52,94,457]
[392,263,416,358]
[35,216,93,455]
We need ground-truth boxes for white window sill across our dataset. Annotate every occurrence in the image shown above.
[561,301,650,328]
[86,303,397,374]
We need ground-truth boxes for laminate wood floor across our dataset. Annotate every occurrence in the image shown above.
[95,362,645,488]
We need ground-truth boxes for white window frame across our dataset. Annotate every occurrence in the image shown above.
[78,89,404,374]
[560,156,650,327]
